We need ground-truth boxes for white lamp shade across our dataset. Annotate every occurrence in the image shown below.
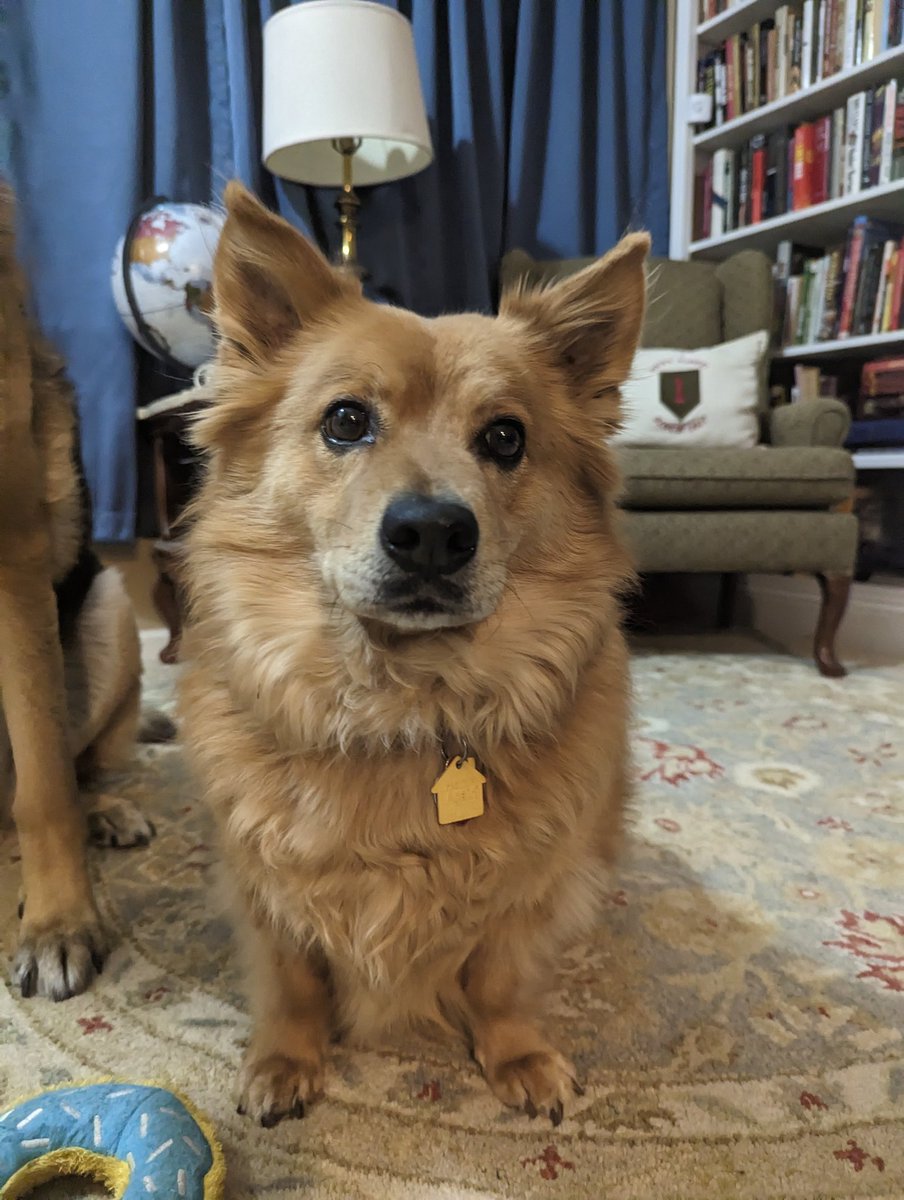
[263,0,434,186]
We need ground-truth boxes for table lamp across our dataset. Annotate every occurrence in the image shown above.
[262,0,434,271]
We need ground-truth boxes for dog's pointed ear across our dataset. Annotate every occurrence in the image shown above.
[500,232,650,403]
[213,181,360,365]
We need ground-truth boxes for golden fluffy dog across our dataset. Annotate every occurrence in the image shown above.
[180,182,648,1126]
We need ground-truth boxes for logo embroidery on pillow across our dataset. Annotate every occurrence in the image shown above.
[659,369,701,420]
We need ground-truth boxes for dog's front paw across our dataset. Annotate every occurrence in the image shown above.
[238,1052,325,1128]
[87,794,156,848]
[484,1047,581,1127]
[14,913,109,1001]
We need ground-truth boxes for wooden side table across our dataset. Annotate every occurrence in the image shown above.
[138,382,212,662]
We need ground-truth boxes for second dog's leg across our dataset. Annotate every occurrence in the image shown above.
[238,915,332,1127]
[461,930,581,1126]
[0,570,107,1000]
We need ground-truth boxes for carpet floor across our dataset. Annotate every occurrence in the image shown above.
[1,636,902,1199]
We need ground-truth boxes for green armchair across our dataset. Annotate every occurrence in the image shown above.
[501,248,857,677]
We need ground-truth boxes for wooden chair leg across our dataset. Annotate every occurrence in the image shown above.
[814,573,851,678]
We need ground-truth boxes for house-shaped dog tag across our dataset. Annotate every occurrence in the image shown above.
[431,756,486,825]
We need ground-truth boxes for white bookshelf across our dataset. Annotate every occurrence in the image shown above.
[853,448,904,467]
[670,0,904,370]
[775,329,904,356]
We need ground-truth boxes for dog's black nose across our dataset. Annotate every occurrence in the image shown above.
[380,494,479,577]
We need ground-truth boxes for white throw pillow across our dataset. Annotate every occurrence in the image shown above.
[613,330,769,449]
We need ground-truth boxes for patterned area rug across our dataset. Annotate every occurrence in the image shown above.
[2,637,902,1199]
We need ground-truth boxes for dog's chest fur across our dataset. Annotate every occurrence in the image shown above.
[183,648,621,1034]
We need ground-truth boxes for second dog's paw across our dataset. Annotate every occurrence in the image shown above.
[14,916,109,1001]
[238,1053,325,1128]
[87,794,156,848]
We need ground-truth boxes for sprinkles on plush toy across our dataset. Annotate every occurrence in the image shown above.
[0,1083,225,1199]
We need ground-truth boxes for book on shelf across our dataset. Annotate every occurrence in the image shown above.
[694,1,904,133]
[696,79,904,236]
[856,356,904,419]
[774,217,904,348]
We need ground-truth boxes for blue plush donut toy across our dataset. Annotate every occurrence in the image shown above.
[0,1082,224,1199]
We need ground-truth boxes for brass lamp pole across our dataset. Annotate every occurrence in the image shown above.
[332,137,362,270]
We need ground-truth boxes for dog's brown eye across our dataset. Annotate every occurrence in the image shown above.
[322,400,372,447]
[480,419,525,468]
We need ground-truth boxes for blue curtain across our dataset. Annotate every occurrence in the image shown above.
[1,0,669,542]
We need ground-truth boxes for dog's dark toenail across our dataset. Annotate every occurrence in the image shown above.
[17,901,24,920]
[236,1104,246,1116]
[19,965,36,998]
[572,1079,585,1097]
[550,1101,564,1127]
[260,1112,281,1128]
[291,1098,305,1119]
[91,951,105,975]
[524,1099,538,1119]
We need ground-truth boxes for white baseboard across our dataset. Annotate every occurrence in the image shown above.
[744,574,904,663]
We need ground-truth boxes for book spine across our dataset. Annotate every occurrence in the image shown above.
[777,5,789,96]
[802,0,815,86]
[738,144,750,227]
[774,127,790,215]
[767,26,778,102]
[816,0,827,80]
[832,105,846,197]
[893,86,904,180]
[880,78,898,184]
[795,264,812,344]
[820,245,843,337]
[855,0,866,62]
[814,115,832,203]
[702,160,713,240]
[838,220,867,335]
[824,0,836,73]
[725,40,736,122]
[829,0,842,73]
[743,34,755,113]
[725,149,736,232]
[810,257,828,344]
[862,0,877,58]
[862,86,877,188]
[774,238,794,344]
[716,53,727,126]
[882,244,899,328]
[843,0,859,67]
[891,237,904,326]
[790,9,803,92]
[853,240,883,335]
[793,123,816,208]
[869,83,886,188]
[752,22,762,108]
[711,149,727,238]
[872,240,894,331]
[846,91,866,193]
[751,135,767,222]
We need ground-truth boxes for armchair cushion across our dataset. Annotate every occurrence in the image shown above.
[617,446,854,509]
[768,398,851,448]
